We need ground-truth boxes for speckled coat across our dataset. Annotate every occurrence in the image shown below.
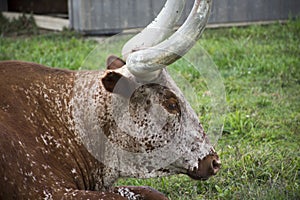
[0,61,171,199]
[0,59,218,199]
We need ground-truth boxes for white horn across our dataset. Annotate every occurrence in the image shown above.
[126,0,212,82]
[122,0,187,60]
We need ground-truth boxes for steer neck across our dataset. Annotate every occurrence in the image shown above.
[69,70,122,189]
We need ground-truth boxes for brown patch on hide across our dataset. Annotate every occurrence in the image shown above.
[102,71,136,98]
[106,55,126,70]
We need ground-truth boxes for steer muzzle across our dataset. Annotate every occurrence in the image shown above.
[187,154,221,180]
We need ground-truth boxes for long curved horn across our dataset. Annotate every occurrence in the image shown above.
[122,0,187,60]
[126,0,212,82]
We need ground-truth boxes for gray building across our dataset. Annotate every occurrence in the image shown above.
[1,0,300,34]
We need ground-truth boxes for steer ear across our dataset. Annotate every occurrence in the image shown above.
[106,55,126,70]
[102,71,136,98]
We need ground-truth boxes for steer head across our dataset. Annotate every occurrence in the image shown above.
[76,0,221,183]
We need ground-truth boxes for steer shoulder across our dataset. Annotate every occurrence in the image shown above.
[0,61,101,198]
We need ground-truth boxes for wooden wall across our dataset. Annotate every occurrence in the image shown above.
[69,0,300,34]
[1,0,299,34]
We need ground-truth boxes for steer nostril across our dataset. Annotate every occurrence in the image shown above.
[188,155,221,180]
[212,159,221,172]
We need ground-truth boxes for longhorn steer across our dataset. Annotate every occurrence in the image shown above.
[0,0,220,199]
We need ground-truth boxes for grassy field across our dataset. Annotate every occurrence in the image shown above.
[0,15,299,199]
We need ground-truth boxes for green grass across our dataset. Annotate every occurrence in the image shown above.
[0,16,299,200]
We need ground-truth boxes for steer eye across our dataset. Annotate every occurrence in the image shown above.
[163,97,180,114]
[167,102,177,110]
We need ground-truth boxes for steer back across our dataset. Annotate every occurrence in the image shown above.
[0,62,101,198]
